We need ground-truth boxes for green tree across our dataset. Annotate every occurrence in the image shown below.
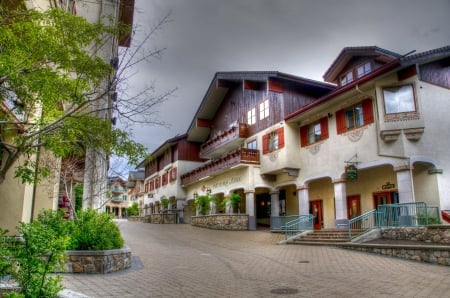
[127,202,139,216]
[0,5,174,184]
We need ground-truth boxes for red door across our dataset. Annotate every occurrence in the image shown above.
[310,200,323,230]
[347,195,361,219]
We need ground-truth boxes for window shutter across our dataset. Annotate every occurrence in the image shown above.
[262,134,269,154]
[300,125,309,147]
[320,117,329,140]
[278,127,285,149]
[362,98,374,124]
[336,109,346,134]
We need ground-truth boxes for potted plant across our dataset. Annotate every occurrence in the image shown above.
[223,193,242,214]
[160,196,170,210]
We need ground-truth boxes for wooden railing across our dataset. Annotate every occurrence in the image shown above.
[181,148,259,186]
[200,123,249,158]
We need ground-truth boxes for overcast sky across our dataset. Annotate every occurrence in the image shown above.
[120,0,450,157]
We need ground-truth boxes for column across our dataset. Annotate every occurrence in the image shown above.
[245,190,256,230]
[176,198,185,223]
[270,190,280,217]
[395,165,414,203]
[333,178,348,228]
[297,185,309,215]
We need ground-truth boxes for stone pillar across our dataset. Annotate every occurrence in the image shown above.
[297,185,309,215]
[395,165,414,203]
[270,190,280,217]
[245,190,256,230]
[176,198,185,223]
[333,178,348,228]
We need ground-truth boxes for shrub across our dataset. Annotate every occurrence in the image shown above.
[68,209,124,250]
[126,202,139,216]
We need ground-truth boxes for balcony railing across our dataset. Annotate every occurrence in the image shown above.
[200,123,249,158]
[181,148,260,186]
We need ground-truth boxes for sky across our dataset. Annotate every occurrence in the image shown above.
[119,0,450,161]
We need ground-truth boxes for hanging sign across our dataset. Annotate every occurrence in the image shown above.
[346,164,358,181]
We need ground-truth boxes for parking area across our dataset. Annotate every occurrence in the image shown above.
[61,220,450,297]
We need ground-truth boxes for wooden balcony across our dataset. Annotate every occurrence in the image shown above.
[181,148,260,186]
[200,123,249,159]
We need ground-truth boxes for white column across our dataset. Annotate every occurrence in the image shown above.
[333,178,348,227]
[176,198,185,223]
[395,165,414,203]
[297,185,309,215]
[270,190,280,217]
[245,190,256,230]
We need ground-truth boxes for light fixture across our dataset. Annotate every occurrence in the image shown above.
[206,188,211,195]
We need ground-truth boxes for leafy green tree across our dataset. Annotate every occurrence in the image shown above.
[0,5,174,185]
[126,202,139,216]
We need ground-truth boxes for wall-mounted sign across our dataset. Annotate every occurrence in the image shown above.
[382,182,395,190]
[346,165,358,181]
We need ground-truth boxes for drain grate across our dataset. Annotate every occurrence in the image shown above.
[298,260,310,263]
[270,287,299,295]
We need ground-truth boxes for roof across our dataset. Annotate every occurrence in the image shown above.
[128,170,145,181]
[136,133,188,168]
[186,71,335,143]
[287,45,450,122]
[323,46,402,83]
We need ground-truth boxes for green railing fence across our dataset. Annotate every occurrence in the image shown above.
[270,215,300,231]
[282,215,314,239]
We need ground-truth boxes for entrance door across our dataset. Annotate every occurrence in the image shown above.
[373,192,399,209]
[347,195,361,219]
[310,200,323,230]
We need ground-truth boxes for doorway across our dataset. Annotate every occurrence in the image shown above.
[347,195,361,219]
[373,191,399,209]
[310,200,323,230]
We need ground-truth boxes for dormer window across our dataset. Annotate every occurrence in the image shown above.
[357,62,372,78]
[340,71,353,86]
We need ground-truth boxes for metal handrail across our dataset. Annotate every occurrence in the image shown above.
[348,209,381,239]
[282,215,314,240]
[270,215,300,231]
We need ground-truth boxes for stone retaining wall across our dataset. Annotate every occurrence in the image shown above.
[343,226,450,266]
[64,246,131,274]
[144,213,177,224]
[191,214,248,230]
[380,226,450,244]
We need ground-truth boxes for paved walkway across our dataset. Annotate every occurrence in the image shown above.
[61,220,450,297]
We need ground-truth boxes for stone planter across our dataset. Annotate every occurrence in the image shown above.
[192,214,248,230]
[62,246,131,274]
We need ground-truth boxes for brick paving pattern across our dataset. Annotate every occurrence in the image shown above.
[61,220,450,297]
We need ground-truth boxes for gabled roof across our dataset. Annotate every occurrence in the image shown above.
[287,45,450,122]
[128,169,145,181]
[186,71,335,143]
[323,46,402,83]
[136,133,188,168]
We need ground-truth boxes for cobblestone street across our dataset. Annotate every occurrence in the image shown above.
[61,220,450,297]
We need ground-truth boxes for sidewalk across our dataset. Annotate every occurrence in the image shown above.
[61,221,450,297]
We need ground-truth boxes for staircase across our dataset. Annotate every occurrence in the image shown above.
[290,229,352,245]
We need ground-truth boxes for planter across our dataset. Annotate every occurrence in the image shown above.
[62,246,131,274]
[192,214,248,230]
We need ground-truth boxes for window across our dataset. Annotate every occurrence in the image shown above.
[259,99,269,120]
[340,71,353,86]
[300,117,329,147]
[247,107,256,125]
[357,62,371,78]
[382,85,415,114]
[336,99,374,134]
[247,140,257,150]
[122,195,127,201]
[262,127,284,154]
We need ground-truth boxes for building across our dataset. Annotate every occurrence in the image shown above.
[141,45,450,230]
[0,0,135,232]
[126,169,145,215]
[106,176,128,217]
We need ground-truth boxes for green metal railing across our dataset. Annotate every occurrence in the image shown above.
[282,215,314,240]
[348,210,381,239]
[270,215,300,231]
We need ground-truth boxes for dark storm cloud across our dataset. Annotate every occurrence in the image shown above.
[124,0,450,154]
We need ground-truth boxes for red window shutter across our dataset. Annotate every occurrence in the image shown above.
[278,127,285,149]
[320,117,329,140]
[336,109,346,134]
[362,98,374,124]
[262,134,269,154]
[300,125,309,147]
